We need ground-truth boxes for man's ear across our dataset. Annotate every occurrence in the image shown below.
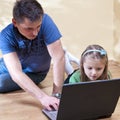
[12,18,17,27]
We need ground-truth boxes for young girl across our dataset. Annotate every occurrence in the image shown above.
[65,44,111,84]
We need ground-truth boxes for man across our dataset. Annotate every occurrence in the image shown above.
[0,0,65,111]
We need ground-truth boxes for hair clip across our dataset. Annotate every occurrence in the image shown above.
[100,49,106,55]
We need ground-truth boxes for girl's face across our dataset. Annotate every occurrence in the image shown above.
[83,57,106,81]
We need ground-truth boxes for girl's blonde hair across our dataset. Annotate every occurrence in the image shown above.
[80,44,108,82]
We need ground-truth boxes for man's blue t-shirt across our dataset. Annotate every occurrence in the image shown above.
[0,14,62,74]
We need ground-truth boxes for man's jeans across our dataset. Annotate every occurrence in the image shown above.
[0,72,47,93]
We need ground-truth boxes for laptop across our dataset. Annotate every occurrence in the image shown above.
[42,78,120,120]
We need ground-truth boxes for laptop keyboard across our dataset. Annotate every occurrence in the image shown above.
[42,109,58,120]
[49,110,57,118]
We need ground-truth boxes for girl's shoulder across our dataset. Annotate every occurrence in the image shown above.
[69,69,81,83]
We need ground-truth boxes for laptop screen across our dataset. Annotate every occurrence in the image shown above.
[56,79,120,120]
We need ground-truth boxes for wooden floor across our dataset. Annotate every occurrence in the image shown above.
[0,60,120,120]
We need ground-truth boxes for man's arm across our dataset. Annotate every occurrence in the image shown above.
[3,52,60,111]
[47,39,65,94]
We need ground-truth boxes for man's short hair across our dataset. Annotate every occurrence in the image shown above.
[13,0,44,23]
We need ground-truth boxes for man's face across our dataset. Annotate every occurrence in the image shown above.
[12,18,42,40]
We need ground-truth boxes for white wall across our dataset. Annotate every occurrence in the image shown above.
[0,0,114,60]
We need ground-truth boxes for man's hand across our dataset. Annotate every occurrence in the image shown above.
[40,95,60,111]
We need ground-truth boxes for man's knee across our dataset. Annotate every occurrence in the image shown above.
[0,74,21,93]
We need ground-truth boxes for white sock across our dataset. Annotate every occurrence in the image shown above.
[66,51,80,66]
[64,48,80,75]
[65,53,74,75]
